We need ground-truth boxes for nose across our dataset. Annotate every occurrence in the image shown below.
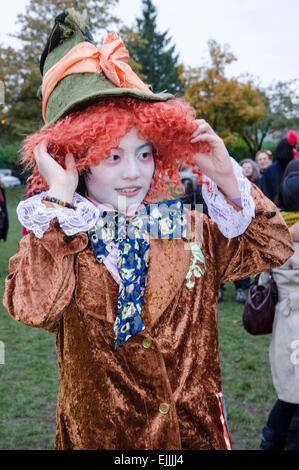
[122,155,141,180]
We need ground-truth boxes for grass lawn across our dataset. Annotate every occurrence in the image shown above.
[0,185,276,450]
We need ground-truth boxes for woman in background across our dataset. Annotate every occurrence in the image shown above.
[255,151,272,192]
[240,158,260,184]
[260,159,299,450]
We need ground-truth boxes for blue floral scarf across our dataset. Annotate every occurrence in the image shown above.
[88,199,187,349]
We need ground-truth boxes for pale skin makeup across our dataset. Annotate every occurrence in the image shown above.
[85,127,155,211]
[33,118,241,208]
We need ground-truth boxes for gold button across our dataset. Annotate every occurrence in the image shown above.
[159,402,170,414]
[142,338,152,349]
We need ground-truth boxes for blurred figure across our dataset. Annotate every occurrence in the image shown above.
[259,159,299,450]
[180,165,208,214]
[239,159,260,184]
[263,131,298,202]
[0,178,9,241]
[255,150,272,172]
[289,130,299,159]
[255,150,272,191]
[288,130,298,159]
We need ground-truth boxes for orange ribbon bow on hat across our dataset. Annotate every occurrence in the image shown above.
[42,32,153,121]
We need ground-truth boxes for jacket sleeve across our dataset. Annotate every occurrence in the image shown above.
[3,221,89,332]
[200,184,294,284]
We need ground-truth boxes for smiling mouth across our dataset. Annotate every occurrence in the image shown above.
[116,186,142,194]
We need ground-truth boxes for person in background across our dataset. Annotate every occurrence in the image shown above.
[239,158,260,184]
[0,177,9,242]
[259,159,299,450]
[180,165,209,215]
[255,150,272,191]
[262,131,298,202]
[288,130,299,159]
[255,150,272,173]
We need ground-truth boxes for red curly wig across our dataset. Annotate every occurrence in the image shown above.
[21,97,209,201]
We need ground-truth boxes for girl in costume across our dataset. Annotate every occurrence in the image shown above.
[3,9,294,450]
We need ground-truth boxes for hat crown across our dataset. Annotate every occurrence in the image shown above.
[39,8,173,123]
[40,8,95,75]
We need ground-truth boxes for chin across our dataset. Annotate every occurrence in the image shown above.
[114,191,148,211]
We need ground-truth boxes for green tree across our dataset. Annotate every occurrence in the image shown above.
[0,0,120,141]
[118,26,148,81]
[183,39,264,149]
[241,80,299,155]
[129,0,182,94]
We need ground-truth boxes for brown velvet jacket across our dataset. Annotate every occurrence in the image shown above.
[3,185,294,450]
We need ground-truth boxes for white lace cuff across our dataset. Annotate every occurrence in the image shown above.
[201,157,255,238]
[17,192,100,239]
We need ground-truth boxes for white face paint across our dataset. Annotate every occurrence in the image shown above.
[85,127,155,212]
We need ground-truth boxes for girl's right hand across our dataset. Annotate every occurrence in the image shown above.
[34,140,79,204]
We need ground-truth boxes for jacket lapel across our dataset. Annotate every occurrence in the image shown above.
[76,234,192,328]
[141,237,191,328]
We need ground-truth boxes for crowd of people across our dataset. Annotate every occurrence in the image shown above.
[1,7,298,451]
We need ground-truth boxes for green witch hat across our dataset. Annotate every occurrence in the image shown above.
[38,8,173,124]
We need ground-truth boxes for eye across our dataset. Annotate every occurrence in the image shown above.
[140,152,149,159]
[138,150,153,160]
[107,153,121,162]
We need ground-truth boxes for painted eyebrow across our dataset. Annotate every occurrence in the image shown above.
[136,142,152,152]
[111,142,152,152]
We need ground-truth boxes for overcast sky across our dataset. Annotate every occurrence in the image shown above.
[1,0,298,88]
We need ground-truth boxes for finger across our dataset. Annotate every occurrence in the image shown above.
[192,123,210,137]
[34,142,65,177]
[33,140,49,163]
[34,140,48,155]
[192,119,206,135]
[190,133,217,144]
[65,153,76,171]
[65,154,79,187]
[192,120,206,136]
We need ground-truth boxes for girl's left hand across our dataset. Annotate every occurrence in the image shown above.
[191,119,241,198]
